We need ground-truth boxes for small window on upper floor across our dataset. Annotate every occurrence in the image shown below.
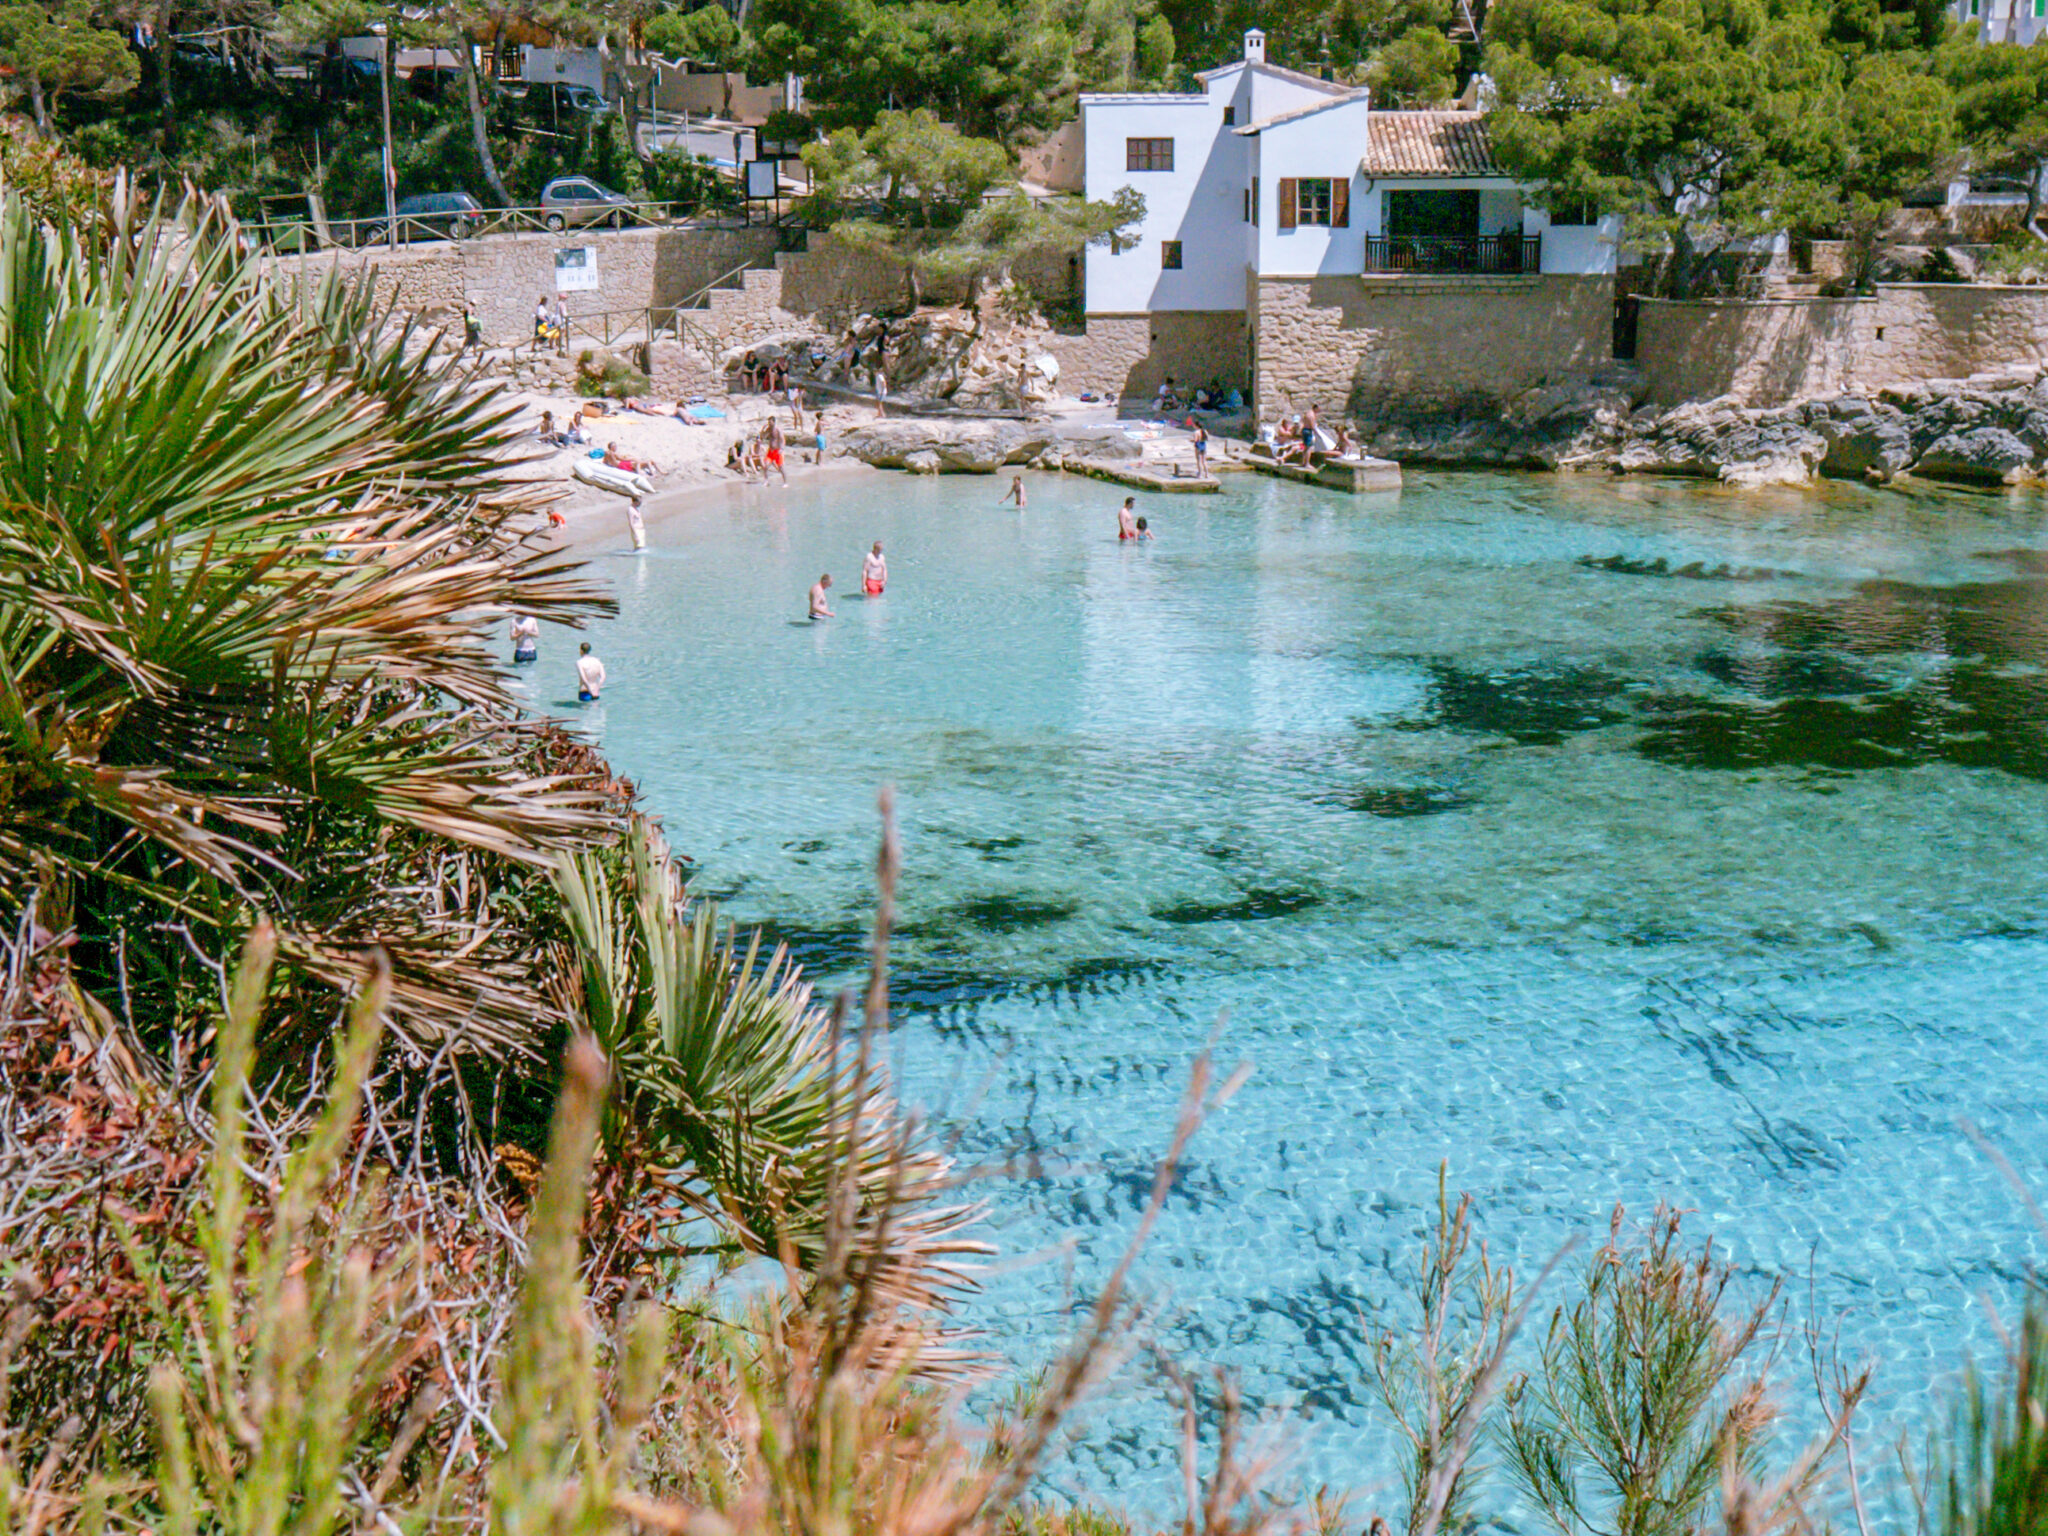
[1223,105,1235,126]
[1162,239,1183,269]
[1549,201,1597,226]
[1127,137,1175,172]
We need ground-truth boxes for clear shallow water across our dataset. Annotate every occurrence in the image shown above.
[543,469,2048,1516]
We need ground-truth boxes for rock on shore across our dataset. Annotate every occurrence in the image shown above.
[1354,368,2048,487]
[838,419,1145,474]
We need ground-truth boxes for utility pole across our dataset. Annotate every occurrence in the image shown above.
[380,31,398,250]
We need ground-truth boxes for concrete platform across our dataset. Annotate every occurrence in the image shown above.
[1069,459,1223,493]
[1248,453,1402,493]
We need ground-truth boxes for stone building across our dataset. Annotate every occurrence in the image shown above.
[1078,31,1623,416]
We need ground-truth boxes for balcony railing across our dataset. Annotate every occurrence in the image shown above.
[1365,234,1542,274]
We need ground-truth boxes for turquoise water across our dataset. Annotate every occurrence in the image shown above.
[543,468,2048,1515]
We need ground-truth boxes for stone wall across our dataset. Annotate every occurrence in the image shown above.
[1637,284,2048,406]
[268,225,780,348]
[1042,311,1247,401]
[1249,274,1615,418]
[772,233,1081,327]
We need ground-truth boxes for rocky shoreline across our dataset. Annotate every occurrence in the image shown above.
[1355,367,2048,488]
[829,370,2048,492]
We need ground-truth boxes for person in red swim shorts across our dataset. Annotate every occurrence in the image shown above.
[862,541,888,596]
[1117,496,1138,541]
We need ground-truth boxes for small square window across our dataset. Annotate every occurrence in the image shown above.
[1162,240,1183,269]
[1222,105,1235,125]
[1126,137,1175,172]
[1550,201,1597,227]
[1297,177,1334,226]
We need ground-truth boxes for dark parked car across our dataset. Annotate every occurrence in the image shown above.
[364,191,488,244]
[528,82,608,118]
[539,176,635,230]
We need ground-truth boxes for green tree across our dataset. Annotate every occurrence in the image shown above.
[0,0,138,133]
[801,111,1138,309]
[1363,22,1458,105]
[1944,40,2048,243]
[1484,0,1949,296]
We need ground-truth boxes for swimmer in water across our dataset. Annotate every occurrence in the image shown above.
[1001,475,1025,509]
[1117,496,1138,541]
[862,542,887,596]
[1135,516,1153,540]
[510,613,539,664]
[809,573,836,619]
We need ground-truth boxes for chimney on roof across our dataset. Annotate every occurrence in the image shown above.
[1243,28,1265,63]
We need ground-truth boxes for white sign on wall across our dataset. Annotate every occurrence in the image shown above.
[554,246,600,292]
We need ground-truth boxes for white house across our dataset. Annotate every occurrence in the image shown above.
[1075,31,1623,414]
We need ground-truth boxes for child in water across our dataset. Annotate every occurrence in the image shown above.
[1134,516,1153,541]
[863,542,887,596]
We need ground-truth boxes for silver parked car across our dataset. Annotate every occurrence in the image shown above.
[539,176,636,231]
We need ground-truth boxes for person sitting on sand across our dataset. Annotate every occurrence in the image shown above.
[1001,475,1026,509]
[863,542,887,596]
[604,442,642,474]
[564,413,587,446]
[537,410,560,445]
[808,573,835,620]
[1117,496,1138,542]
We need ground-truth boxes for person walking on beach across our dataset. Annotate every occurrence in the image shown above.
[510,613,539,664]
[1192,422,1210,478]
[626,497,646,551]
[576,641,605,701]
[812,412,827,464]
[863,542,887,596]
[1001,475,1026,509]
[808,573,836,620]
[765,416,789,486]
[1117,496,1139,541]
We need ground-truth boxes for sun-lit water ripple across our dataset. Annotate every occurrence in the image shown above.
[540,466,2048,1519]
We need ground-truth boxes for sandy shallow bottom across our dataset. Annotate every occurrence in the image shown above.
[534,466,2048,1522]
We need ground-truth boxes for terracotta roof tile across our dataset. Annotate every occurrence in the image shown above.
[1360,111,1505,176]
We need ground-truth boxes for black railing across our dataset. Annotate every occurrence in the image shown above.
[1365,234,1542,274]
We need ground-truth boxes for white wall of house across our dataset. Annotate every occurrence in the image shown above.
[1082,93,1252,311]
[1950,0,2044,45]
[1248,98,1373,275]
[1522,206,1623,275]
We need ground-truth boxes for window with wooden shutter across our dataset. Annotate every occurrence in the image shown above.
[1331,178,1349,227]
[1278,178,1297,230]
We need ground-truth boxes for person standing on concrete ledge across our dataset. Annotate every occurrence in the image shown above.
[576,642,606,702]
[1193,422,1210,478]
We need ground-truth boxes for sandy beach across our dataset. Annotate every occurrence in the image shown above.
[502,385,887,539]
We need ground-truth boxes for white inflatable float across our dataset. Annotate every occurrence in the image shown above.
[572,458,655,498]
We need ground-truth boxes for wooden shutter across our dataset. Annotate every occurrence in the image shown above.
[1331,178,1349,227]
[1278,178,1297,231]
